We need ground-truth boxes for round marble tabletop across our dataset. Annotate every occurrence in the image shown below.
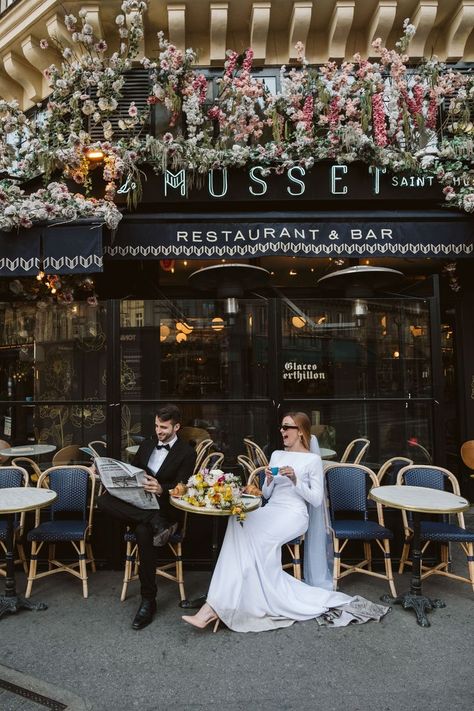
[171,495,261,516]
[369,485,469,514]
[125,445,139,455]
[0,444,57,458]
[0,487,57,514]
[320,448,336,459]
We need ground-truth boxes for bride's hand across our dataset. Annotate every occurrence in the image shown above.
[280,466,296,484]
[264,468,273,484]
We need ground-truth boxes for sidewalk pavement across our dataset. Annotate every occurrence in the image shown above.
[1,524,473,711]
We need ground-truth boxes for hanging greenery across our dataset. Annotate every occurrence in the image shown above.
[1,1,474,232]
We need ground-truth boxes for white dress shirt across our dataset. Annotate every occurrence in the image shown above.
[146,434,178,475]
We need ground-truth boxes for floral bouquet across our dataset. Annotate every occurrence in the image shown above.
[181,469,246,523]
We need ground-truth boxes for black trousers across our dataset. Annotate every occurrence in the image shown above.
[97,493,170,600]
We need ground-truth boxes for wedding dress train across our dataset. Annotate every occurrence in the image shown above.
[206,450,389,632]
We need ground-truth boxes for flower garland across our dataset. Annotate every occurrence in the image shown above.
[1,6,474,232]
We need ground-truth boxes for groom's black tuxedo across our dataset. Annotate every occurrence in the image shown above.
[131,436,196,522]
[98,435,196,600]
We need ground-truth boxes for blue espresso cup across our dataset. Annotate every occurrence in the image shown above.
[270,466,279,476]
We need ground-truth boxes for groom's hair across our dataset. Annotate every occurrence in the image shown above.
[283,411,311,450]
[155,404,182,425]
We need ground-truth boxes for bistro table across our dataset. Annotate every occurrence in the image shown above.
[0,487,57,619]
[320,447,337,460]
[0,444,57,459]
[369,485,469,627]
[125,445,139,456]
[170,494,261,608]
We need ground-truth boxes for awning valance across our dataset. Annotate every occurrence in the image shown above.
[0,223,103,277]
[105,211,474,261]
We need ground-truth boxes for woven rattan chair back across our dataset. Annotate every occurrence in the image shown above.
[326,464,370,516]
[243,438,268,468]
[237,454,255,482]
[195,438,213,456]
[199,452,224,471]
[340,438,370,464]
[193,440,215,473]
[52,444,86,466]
[376,457,413,485]
[87,440,107,457]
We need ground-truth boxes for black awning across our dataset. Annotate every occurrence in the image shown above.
[0,227,41,276]
[105,211,474,261]
[0,223,103,277]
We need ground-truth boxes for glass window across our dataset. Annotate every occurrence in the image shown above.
[120,298,268,400]
[281,298,431,399]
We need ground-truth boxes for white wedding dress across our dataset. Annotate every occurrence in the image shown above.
[207,450,389,632]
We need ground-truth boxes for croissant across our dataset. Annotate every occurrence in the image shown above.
[243,483,262,497]
[170,482,187,497]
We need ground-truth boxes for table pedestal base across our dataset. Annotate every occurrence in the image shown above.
[0,594,48,619]
[381,592,445,628]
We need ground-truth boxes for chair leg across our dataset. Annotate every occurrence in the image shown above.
[398,540,410,574]
[174,542,187,603]
[86,542,96,573]
[293,543,302,580]
[17,542,28,574]
[382,539,396,597]
[48,544,55,570]
[121,541,134,602]
[363,542,372,571]
[466,542,474,593]
[79,540,88,599]
[333,539,340,589]
[26,541,39,598]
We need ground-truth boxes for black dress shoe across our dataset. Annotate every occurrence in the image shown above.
[132,599,156,630]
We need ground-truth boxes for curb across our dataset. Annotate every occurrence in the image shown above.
[0,663,92,711]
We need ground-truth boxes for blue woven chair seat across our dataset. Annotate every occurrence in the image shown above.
[420,521,474,543]
[287,536,302,545]
[27,520,87,542]
[124,529,183,544]
[333,520,393,540]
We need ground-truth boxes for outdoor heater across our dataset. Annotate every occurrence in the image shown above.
[188,264,270,320]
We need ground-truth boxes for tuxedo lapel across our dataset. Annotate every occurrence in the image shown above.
[155,439,183,481]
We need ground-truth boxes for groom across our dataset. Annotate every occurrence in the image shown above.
[98,404,196,630]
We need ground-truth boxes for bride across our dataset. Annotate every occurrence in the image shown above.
[182,412,389,633]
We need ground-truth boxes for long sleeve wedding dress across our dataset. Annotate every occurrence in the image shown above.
[206,450,389,632]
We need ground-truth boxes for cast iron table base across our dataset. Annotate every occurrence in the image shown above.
[380,511,445,627]
[0,513,48,620]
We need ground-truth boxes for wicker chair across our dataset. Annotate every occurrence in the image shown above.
[376,456,413,484]
[199,452,224,471]
[340,438,370,464]
[193,441,215,474]
[397,465,474,591]
[121,514,188,604]
[87,440,107,458]
[11,456,42,483]
[237,454,255,482]
[0,440,11,465]
[247,466,302,580]
[52,444,87,466]
[325,463,396,596]
[0,465,29,576]
[243,438,269,468]
[26,466,96,598]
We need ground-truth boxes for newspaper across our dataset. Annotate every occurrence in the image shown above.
[95,457,159,510]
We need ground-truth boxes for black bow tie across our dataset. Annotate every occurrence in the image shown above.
[156,443,171,451]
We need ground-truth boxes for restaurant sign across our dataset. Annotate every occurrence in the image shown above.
[118,163,446,204]
[283,361,327,382]
[107,218,474,260]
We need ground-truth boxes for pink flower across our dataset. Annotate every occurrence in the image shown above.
[372,93,387,147]
[40,39,49,50]
[128,102,138,117]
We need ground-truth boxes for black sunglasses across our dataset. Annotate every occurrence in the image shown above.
[280,425,299,431]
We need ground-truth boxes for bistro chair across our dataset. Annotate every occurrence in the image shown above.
[87,440,107,458]
[179,427,210,447]
[121,514,188,603]
[12,456,42,483]
[406,440,432,464]
[52,444,87,466]
[243,438,269,468]
[25,465,96,599]
[325,463,396,596]
[247,466,302,579]
[376,457,413,485]
[195,438,213,457]
[237,454,255,482]
[460,440,474,476]
[0,465,29,576]
[193,441,215,474]
[0,440,11,464]
[199,452,225,472]
[340,438,370,464]
[397,465,474,591]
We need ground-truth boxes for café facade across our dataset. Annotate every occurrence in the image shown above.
[1,160,474,502]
